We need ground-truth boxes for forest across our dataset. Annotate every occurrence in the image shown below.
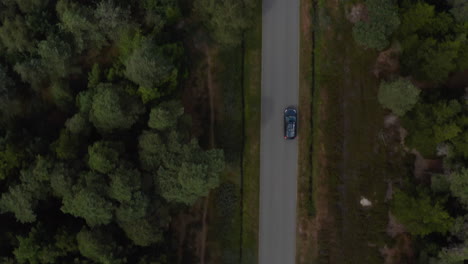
[0,0,256,263]
[352,0,468,262]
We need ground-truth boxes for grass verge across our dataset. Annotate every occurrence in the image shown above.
[205,2,262,264]
[296,0,316,262]
[241,2,262,263]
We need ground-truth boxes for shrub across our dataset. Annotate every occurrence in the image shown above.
[352,0,400,50]
[378,77,420,116]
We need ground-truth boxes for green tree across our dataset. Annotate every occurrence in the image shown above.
[118,217,163,246]
[455,42,468,72]
[0,158,53,223]
[403,99,464,157]
[438,243,468,264]
[14,58,47,90]
[56,0,105,52]
[14,0,49,14]
[398,2,467,83]
[14,230,41,264]
[449,168,468,207]
[37,34,72,79]
[88,141,121,174]
[434,123,462,143]
[450,131,468,160]
[434,215,468,263]
[194,0,252,46]
[54,228,78,255]
[142,0,180,31]
[398,1,434,37]
[0,15,34,53]
[138,130,166,171]
[352,0,400,50]
[52,129,81,160]
[89,83,144,132]
[0,64,22,121]
[115,192,149,223]
[415,37,463,83]
[0,144,23,180]
[392,189,453,236]
[431,174,451,194]
[50,80,74,111]
[123,40,177,103]
[49,163,75,198]
[88,64,101,89]
[0,63,13,97]
[76,228,122,264]
[0,185,37,223]
[13,225,71,264]
[65,113,91,135]
[157,132,224,205]
[378,77,420,116]
[148,100,184,130]
[94,0,130,41]
[61,188,114,227]
[76,89,95,114]
[449,0,468,23]
[108,166,141,203]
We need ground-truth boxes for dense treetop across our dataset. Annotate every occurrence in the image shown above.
[0,0,261,262]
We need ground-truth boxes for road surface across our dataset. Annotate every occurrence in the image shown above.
[259,0,299,263]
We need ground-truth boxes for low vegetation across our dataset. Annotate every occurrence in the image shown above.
[352,0,400,50]
[308,0,467,263]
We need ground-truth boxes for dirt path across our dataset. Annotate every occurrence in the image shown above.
[198,45,217,264]
[177,36,218,263]
[199,195,210,264]
[296,0,319,261]
[206,47,216,148]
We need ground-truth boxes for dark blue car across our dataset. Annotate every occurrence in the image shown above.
[284,107,297,139]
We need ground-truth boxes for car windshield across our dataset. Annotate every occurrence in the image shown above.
[286,115,296,122]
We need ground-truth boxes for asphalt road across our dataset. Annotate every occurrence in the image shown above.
[259,0,299,263]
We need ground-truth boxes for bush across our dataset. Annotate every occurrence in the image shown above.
[352,0,400,50]
[378,77,420,116]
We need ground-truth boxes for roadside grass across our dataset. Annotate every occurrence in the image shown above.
[296,0,316,262]
[241,2,262,263]
[205,2,262,264]
[311,0,406,263]
[207,45,244,264]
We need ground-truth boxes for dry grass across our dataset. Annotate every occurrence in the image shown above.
[297,0,412,263]
[296,0,317,262]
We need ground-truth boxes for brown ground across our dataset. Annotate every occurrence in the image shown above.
[178,29,220,264]
[298,0,417,263]
[296,0,317,262]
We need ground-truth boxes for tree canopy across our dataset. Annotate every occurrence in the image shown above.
[397,1,468,83]
[378,77,420,116]
[352,0,400,50]
[392,189,453,236]
[89,83,144,132]
[0,0,228,262]
[194,0,255,46]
